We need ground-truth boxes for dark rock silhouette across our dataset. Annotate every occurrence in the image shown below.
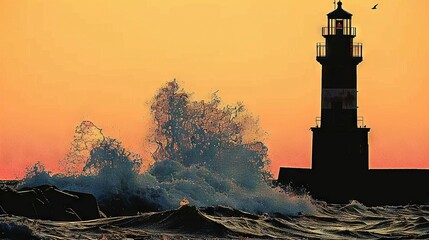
[97,191,162,217]
[0,185,102,221]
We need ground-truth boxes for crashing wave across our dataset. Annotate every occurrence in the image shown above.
[21,81,315,216]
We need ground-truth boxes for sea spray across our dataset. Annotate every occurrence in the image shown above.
[22,80,315,216]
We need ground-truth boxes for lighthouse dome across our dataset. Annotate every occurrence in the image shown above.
[328,1,352,19]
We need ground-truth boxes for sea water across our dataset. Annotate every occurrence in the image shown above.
[1,201,429,239]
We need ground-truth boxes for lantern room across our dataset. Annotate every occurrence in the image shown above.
[323,1,355,36]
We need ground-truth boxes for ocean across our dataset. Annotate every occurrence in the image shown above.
[2,201,429,239]
[2,116,427,239]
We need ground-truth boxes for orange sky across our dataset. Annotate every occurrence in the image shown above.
[1,0,429,179]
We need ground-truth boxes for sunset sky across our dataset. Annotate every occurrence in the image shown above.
[1,0,429,179]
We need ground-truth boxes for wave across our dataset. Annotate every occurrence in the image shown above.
[1,205,318,239]
[0,222,34,239]
[3,203,429,239]
[18,81,319,219]
[21,160,315,217]
[1,205,289,239]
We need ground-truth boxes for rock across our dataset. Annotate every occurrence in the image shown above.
[63,189,102,220]
[0,204,6,214]
[0,185,102,221]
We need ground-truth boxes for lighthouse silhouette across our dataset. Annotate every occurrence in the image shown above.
[278,1,429,205]
[312,0,369,174]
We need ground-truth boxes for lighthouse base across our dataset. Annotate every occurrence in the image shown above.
[278,168,429,206]
[311,127,370,173]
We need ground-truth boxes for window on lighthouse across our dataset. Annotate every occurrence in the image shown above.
[336,20,343,29]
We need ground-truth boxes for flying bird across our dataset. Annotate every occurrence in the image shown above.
[372,3,379,10]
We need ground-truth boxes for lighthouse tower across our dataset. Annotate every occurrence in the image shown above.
[311,1,370,175]
[279,1,429,206]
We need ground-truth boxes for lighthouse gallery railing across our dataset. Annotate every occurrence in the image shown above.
[316,43,362,58]
[315,116,366,128]
[322,27,356,36]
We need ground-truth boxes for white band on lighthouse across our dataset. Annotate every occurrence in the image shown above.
[322,88,357,109]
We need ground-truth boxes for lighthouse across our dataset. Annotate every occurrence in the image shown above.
[278,1,372,203]
[278,1,429,205]
[311,0,370,174]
